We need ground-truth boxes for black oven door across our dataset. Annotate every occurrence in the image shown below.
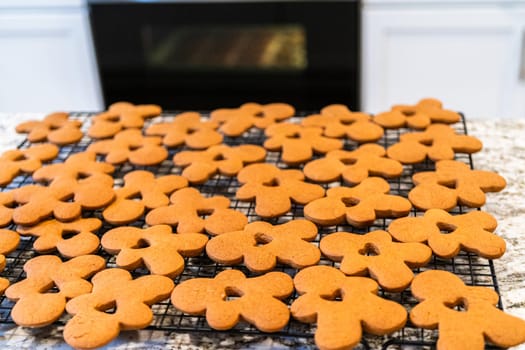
[88,0,360,111]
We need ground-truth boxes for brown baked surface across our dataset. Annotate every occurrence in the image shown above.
[0,100,518,350]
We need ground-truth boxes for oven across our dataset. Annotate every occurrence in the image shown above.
[88,0,361,111]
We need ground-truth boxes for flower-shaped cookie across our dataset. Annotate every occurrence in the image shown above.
[236,163,325,218]
[108,101,161,116]
[304,177,411,227]
[263,123,343,165]
[171,269,293,332]
[173,144,266,184]
[373,109,421,129]
[145,187,247,234]
[64,268,174,349]
[211,102,295,137]
[0,144,59,186]
[103,170,188,225]
[392,98,461,127]
[291,265,407,350]
[301,104,384,143]
[9,179,113,226]
[31,152,115,215]
[17,218,102,258]
[3,180,112,227]
[5,255,105,327]
[408,160,506,211]
[145,111,223,149]
[88,129,168,166]
[411,270,525,349]
[387,124,482,164]
[303,143,403,184]
[0,229,20,293]
[15,112,83,145]
[101,225,208,277]
[388,209,506,259]
[32,151,114,185]
[0,192,15,227]
[206,220,320,273]
[88,101,161,139]
[320,230,431,291]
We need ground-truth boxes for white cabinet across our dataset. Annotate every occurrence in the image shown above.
[0,3,103,113]
[362,1,525,118]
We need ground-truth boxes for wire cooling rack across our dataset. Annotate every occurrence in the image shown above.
[0,112,502,349]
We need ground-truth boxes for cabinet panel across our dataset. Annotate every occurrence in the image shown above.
[362,6,525,118]
[0,11,102,112]
[0,1,84,9]
[384,28,513,117]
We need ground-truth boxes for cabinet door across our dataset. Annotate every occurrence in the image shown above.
[362,5,525,119]
[0,10,103,112]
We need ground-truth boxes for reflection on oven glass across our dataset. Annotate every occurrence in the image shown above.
[144,25,307,71]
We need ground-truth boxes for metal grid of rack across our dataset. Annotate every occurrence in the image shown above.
[0,111,501,349]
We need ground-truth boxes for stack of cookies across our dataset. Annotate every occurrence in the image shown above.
[0,99,523,350]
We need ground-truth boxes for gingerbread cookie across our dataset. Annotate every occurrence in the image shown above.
[388,209,505,259]
[0,144,59,186]
[392,98,461,126]
[146,187,247,234]
[108,101,162,117]
[386,124,482,164]
[10,163,115,226]
[0,229,20,293]
[145,111,223,149]
[5,255,105,327]
[31,152,115,212]
[88,102,162,139]
[171,269,293,332]
[210,102,295,137]
[17,218,101,258]
[87,111,123,139]
[206,219,320,273]
[410,270,525,349]
[173,144,266,184]
[103,170,188,225]
[16,154,114,217]
[15,112,83,145]
[291,265,407,350]
[304,177,411,227]
[10,184,82,226]
[32,151,114,184]
[301,104,384,143]
[0,192,14,227]
[373,109,420,129]
[320,230,431,291]
[236,163,325,218]
[303,144,403,184]
[263,123,343,165]
[101,225,208,277]
[87,128,168,166]
[409,160,507,210]
[64,268,174,349]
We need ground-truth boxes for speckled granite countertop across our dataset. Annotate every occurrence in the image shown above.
[0,114,523,349]
[468,120,525,320]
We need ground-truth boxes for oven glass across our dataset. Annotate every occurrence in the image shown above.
[144,24,307,71]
